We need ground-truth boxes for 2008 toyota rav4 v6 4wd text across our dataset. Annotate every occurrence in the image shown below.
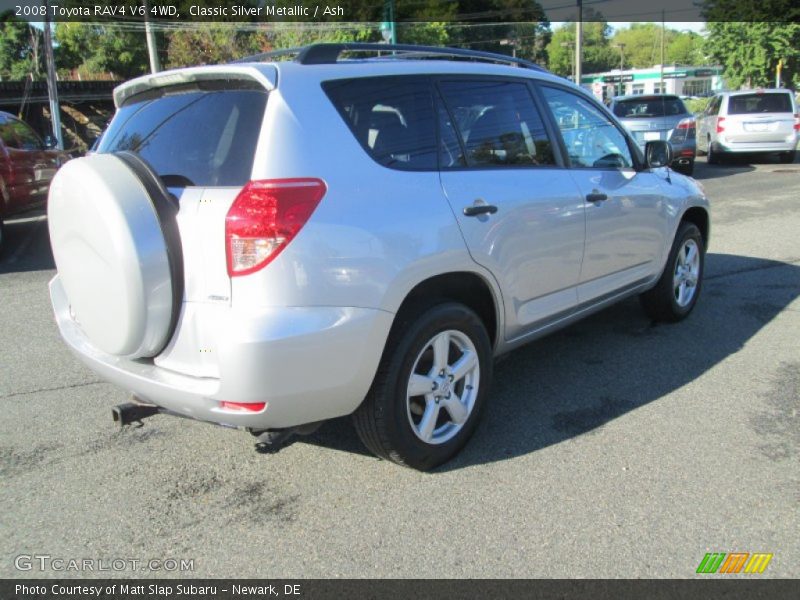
[48,44,710,470]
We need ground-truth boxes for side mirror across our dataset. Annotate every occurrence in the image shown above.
[645,140,673,169]
[43,134,57,149]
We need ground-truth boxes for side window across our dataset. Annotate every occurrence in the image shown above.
[540,85,633,170]
[437,79,556,168]
[11,119,43,151]
[0,119,19,149]
[322,77,437,170]
[708,96,721,116]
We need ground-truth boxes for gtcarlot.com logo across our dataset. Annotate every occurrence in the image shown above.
[696,552,773,574]
[14,554,194,572]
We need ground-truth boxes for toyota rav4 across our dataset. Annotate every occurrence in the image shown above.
[48,44,710,470]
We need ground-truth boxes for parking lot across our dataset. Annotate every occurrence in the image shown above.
[1,155,798,578]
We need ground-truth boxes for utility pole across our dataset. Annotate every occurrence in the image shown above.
[614,43,626,95]
[575,0,582,87]
[659,10,665,94]
[143,0,161,73]
[560,41,574,81]
[42,2,63,149]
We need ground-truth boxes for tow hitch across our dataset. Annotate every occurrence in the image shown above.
[112,397,190,427]
[112,402,160,427]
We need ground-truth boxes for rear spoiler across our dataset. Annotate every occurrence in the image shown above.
[114,65,277,108]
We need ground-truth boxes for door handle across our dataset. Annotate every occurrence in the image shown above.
[585,192,608,203]
[463,204,498,217]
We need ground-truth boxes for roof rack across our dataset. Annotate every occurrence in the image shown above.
[233,43,548,72]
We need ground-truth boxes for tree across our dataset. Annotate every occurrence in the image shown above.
[447,0,550,63]
[609,24,708,69]
[166,25,272,68]
[667,31,706,66]
[703,22,800,89]
[545,21,615,77]
[55,23,150,79]
[0,14,43,80]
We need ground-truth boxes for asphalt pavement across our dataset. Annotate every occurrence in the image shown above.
[1,154,798,578]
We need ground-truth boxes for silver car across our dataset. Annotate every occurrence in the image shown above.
[47,44,710,470]
[696,89,798,164]
[610,94,697,175]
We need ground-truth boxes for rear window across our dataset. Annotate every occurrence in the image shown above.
[98,81,267,187]
[727,93,793,115]
[612,96,687,118]
[322,76,437,170]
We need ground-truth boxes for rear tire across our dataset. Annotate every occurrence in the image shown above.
[674,160,694,176]
[353,302,492,470]
[707,139,722,165]
[640,222,705,322]
[779,150,796,164]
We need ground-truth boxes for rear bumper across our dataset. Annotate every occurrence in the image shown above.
[50,275,393,429]
[715,138,797,154]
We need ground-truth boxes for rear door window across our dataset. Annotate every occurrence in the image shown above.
[437,79,556,168]
[322,76,437,170]
[98,81,267,186]
[727,93,793,115]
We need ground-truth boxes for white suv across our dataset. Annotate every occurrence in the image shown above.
[697,89,799,164]
[48,44,710,470]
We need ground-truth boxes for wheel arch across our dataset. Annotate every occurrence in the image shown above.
[388,271,502,352]
[680,206,710,249]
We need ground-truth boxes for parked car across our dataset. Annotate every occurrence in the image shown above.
[0,111,69,253]
[610,94,697,175]
[47,44,710,470]
[696,89,799,164]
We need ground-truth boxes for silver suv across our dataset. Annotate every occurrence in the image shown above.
[696,89,799,164]
[48,44,710,470]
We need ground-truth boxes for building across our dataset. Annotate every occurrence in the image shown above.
[580,65,725,102]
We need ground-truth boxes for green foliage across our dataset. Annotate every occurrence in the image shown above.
[545,21,615,78]
[166,26,271,68]
[608,24,707,69]
[267,24,377,51]
[55,23,150,79]
[684,97,710,115]
[0,15,43,80]
[703,22,800,89]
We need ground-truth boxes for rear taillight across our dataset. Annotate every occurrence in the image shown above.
[225,178,326,277]
[676,118,695,130]
[219,401,266,412]
[716,117,725,133]
[794,113,799,131]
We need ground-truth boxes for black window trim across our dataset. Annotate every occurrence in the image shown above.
[532,81,646,172]
[433,73,567,172]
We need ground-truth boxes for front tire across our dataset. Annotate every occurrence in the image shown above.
[640,222,705,322]
[353,302,492,470]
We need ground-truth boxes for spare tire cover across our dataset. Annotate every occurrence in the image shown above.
[48,154,175,358]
